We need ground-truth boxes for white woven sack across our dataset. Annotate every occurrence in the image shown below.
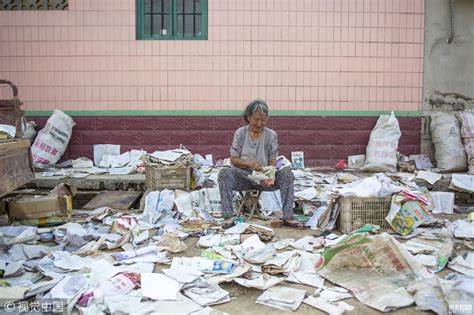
[430,112,467,172]
[31,110,75,168]
[363,111,401,172]
[459,111,474,173]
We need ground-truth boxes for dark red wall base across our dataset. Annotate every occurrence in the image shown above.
[28,116,421,167]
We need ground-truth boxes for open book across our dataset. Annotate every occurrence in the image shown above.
[248,166,276,185]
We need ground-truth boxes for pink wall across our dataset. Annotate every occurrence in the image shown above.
[0,0,424,113]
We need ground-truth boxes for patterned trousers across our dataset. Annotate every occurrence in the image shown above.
[217,167,295,220]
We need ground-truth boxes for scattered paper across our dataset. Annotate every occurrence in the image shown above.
[430,192,454,214]
[294,187,318,201]
[439,273,474,314]
[2,260,25,277]
[416,171,443,185]
[110,165,135,175]
[142,273,180,300]
[448,253,474,276]
[414,254,437,267]
[243,244,276,265]
[303,296,354,315]
[110,152,130,168]
[316,233,430,312]
[151,293,202,314]
[450,220,474,238]
[287,272,325,289]
[386,191,431,236]
[407,277,448,315]
[190,257,236,274]
[94,144,120,166]
[234,273,283,290]
[163,267,203,284]
[0,286,28,302]
[72,157,94,169]
[182,279,230,306]
[259,191,283,216]
[248,166,275,184]
[450,174,474,193]
[409,154,434,170]
[5,229,39,245]
[150,149,189,162]
[190,306,228,315]
[155,232,187,253]
[256,285,306,311]
[262,250,301,275]
[42,274,91,305]
[104,293,155,314]
[0,124,16,138]
[205,265,251,285]
[319,287,353,302]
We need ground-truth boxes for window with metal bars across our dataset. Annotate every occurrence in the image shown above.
[0,0,68,10]
[136,0,207,40]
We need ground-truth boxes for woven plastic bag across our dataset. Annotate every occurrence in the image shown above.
[430,112,467,172]
[363,112,401,172]
[458,111,474,174]
[31,110,75,168]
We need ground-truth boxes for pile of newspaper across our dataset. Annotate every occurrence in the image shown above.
[144,148,194,168]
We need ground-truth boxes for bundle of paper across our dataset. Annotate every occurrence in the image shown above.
[256,285,307,311]
[144,148,193,168]
[245,223,275,241]
[182,279,231,306]
[248,166,276,185]
[225,223,274,242]
[262,250,301,275]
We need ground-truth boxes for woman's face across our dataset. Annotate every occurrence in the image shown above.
[248,111,268,133]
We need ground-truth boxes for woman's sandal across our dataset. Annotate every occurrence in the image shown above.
[222,217,235,229]
[282,219,306,229]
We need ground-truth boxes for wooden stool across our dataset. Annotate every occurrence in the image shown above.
[235,189,265,221]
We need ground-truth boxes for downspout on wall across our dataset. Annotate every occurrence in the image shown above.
[447,0,455,44]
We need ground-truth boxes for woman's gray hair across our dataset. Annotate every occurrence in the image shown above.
[243,99,269,123]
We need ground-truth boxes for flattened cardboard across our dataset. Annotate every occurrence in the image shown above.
[82,191,142,210]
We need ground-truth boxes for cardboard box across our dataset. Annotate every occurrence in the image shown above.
[7,183,76,220]
[8,195,72,220]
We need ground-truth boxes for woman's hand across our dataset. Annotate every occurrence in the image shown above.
[247,160,263,171]
[259,179,273,187]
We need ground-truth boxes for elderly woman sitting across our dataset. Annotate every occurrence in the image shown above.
[218,100,304,229]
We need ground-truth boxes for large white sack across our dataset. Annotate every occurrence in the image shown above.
[363,112,401,172]
[430,112,467,172]
[459,111,474,174]
[31,110,75,168]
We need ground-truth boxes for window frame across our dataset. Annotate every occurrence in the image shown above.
[136,0,208,40]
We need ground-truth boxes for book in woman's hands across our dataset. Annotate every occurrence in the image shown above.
[249,166,276,185]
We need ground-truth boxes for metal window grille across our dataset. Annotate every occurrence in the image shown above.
[142,0,204,38]
[0,0,68,10]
